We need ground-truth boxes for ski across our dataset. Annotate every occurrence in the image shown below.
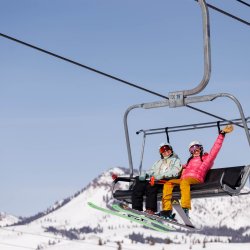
[111,201,198,231]
[110,202,174,231]
[87,202,171,233]
[172,199,196,228]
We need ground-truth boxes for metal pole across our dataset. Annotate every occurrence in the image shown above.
[169,0,211,105]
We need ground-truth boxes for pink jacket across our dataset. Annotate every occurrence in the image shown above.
[181,134,225,183]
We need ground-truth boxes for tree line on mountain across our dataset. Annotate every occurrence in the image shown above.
[45,225,103,240]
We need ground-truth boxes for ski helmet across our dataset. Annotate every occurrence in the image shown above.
[188,140,203,154]
[159,142,173,154]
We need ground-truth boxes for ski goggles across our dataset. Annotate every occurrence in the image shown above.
[159,145,172,154]
[189,144,202,154]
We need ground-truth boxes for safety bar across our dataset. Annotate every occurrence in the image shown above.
[136,117,250,136]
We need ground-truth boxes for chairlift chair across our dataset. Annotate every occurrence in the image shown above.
[112,0,250,205]
[112,116,250,204]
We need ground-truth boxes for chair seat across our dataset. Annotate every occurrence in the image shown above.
[113,166,248,203]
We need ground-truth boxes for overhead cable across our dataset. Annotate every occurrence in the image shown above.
[0,33,164,100]
[0,33,245,128]
[236,0,250,8]
[195,0,250,26]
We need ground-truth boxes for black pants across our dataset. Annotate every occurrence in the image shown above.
[131,177,160,212]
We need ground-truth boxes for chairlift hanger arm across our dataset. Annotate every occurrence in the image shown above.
[168,0,211,101]
[184,0,211,97]
[170,0,250,105]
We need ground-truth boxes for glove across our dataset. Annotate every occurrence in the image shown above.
[149,176,155,186]
[220,124,234,134]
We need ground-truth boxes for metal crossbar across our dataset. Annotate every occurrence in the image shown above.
[136,117,250,136]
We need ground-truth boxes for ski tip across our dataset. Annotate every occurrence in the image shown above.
[87,201,95,207]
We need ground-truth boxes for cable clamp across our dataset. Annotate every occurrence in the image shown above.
[168,91,184,108]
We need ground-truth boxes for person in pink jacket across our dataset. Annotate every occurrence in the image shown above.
[159,124,233,220]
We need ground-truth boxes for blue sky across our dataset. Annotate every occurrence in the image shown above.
[1,0,250,216]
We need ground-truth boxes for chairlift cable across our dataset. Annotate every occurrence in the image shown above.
[0,33,164,99]
[0,33,246,129]
[194,0,250,26]
[236,0,250,8]
[185,104,244,128]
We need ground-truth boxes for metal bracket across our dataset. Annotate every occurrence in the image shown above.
[168,91,185,108]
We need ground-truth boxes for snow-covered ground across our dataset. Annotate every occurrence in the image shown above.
[47,242,250,250]
[0,212,19,227]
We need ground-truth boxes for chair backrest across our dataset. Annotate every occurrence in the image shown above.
[171,165,249,199]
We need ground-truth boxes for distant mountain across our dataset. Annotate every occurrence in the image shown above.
[0,212,20,227]
[0,167,249,250]
[14,166,131,226]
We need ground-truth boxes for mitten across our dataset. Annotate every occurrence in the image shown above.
[220,124,234,134]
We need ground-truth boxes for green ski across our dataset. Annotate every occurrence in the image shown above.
[87,202,171,232]
[111,202,197,231]
[111,203,174,231]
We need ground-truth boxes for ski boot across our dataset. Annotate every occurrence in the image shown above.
[156,210,176,220]
[144,209,155,215]
[183,208,189,218]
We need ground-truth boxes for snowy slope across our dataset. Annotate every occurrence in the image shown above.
[0,212,19,227]
[191,193,250,229]
[0,167,249,250]
[187,191,250,245]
